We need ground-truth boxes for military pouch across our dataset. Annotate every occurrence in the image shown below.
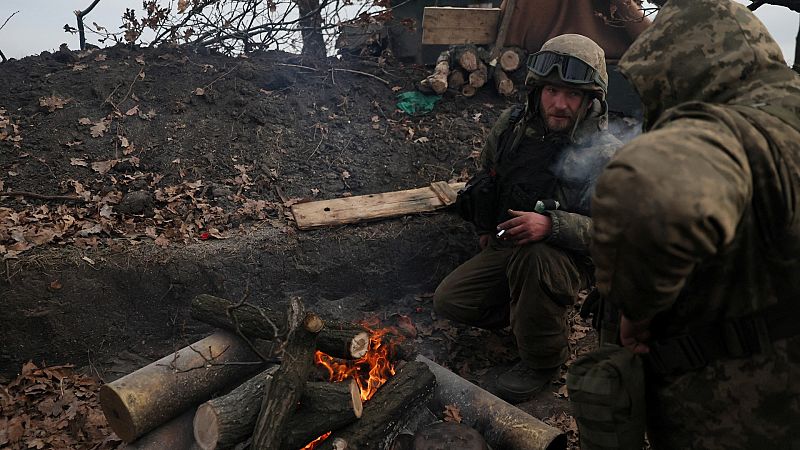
[455,170,498,233]
[567,344,646,450]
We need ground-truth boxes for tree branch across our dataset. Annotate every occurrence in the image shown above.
[75,0,102,50]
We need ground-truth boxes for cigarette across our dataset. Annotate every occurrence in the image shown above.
[496,229,506,238]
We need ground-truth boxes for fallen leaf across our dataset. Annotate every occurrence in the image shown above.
[119,136,129,147]
[414,137,429,143]
[193,88,205,96]
[125,105,140,116]
[70,158,88,167]
[94,54,107,62]
[72,63,87,71]
[135,55,145,65]
[81,256,95,265]
[49,280,62,290]
[391,86,402,92]
[65,141,83,148]
[341,170,351,179]
[78,117,92,125]
[89,120,108,138]
[91,159,118,174]
[39,95,69,112]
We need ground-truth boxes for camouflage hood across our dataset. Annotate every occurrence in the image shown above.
[619,0,800,130]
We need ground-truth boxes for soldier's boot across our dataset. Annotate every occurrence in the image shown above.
[496,361,559,403]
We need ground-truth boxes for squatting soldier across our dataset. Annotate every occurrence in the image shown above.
[590,0,800,447]
[434,34,622,403]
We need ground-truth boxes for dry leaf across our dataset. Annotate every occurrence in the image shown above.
[90,120,108,138]
[70,158,88,167]
[139,108,156,120]
[72,63,87,71]
[78,117,92,125]
[443,404,462,423]
[193,87,205,96]
[414,137,429,143]
[135,55,145,65]
[178,0,190,13]
[91,159,117,174]
[119,136,129,147]
[39,95,69,112]
[94,54,107,62]
[49,280,62,290]
[341,170,351,179]
[65,141,83,148]
[125,105,140,116]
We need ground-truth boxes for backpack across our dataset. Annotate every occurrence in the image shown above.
[566,344,646,450]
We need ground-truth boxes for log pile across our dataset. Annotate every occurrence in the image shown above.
[100,294,436,450]
[420,45,528,98]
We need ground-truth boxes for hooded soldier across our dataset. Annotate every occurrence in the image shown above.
[590,0,800,447]
[434,34,623,403]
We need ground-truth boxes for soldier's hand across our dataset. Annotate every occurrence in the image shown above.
[620,315,651,354]
[496,209,552,245]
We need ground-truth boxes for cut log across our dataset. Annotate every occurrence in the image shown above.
[455,45,479,72]
[122,407,199,450]
[290,181,466,230]
[193,366,278,450]
[494,66,515,97]
[461,84,477,98]
[319,361,436,450]
[252,298,323,449]
[468,60,488,89]
[99,331,266,443]
[499,47,526,72]
[283,379,363,450]
[447,69,466,90]
[415,355,566,450]
[426,51,450,95]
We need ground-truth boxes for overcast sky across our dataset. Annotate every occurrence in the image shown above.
[0,0,797,65]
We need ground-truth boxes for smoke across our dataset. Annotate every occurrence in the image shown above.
[607,114,643,145]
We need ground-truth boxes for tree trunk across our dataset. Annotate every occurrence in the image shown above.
[282,379,363,450]
[494,66,515,97]
[99,331,266,443]
[319,361,436,450]
[251,298,324,449]
[191,294,366,360]
[193,367,278,450]
[296,0,326,59]
[426,51,451,95]
[468,60,488,89]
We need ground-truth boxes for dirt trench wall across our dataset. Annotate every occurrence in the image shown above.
[0,214,474,379]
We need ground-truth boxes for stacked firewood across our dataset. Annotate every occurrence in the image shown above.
[420,44,528,98]
[99,294,436,450]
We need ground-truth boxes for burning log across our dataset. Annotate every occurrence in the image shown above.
[99,331,266,443]
[468,60,488,89]
[447,69,466,90]
[426,50,451,95]
[193,366,278,450]
[251,298,324,449]
[494,66,515,97]
[415,356,566,450]
[192,294,367,360]
[283,380,363,450]
[319,361,436,450]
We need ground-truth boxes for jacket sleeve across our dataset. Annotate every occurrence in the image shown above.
[591,118,751,322]
[545,210,593,255]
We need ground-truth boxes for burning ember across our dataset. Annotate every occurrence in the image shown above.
[314,326,398,401]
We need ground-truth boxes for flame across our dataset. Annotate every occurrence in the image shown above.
[301,325,401,449]
[314,326,397,401]
[300,431,331,450]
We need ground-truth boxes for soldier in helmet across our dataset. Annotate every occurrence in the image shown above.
[590,0,800,447]
[434,34,623,403]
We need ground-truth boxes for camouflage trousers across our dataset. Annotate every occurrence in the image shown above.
[646,336,800,449]
[432,238,589,369]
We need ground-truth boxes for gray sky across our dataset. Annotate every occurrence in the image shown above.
[0,0,797,64]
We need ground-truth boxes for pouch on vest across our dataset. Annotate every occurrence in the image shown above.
[455,170,498,234]
[567,344,646,450]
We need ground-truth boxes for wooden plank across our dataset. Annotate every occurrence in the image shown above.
[422,7,500,45]
[430,181,458,206]
[291,182,465,230]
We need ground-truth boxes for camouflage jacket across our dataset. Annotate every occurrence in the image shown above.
[481,104,620,255]
[591,0,800,447]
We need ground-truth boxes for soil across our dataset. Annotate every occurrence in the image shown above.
[0,43,596,447]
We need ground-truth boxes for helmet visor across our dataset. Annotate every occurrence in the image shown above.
[527,51,600,86]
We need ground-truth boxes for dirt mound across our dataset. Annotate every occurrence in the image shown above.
[0,44,592,447]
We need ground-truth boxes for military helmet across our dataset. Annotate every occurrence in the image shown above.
[525,34,608,99]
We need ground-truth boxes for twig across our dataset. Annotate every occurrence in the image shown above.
[331,68,390,85]
[275,62,319,71]
[75,0,102,50]
[0,11,19,32]
[1,191,84,202]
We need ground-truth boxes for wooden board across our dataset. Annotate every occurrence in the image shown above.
[291,182,465,230]
[421,7,500,45]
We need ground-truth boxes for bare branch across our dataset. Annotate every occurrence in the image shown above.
[0,10,19,32]
[75,0,102,50]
